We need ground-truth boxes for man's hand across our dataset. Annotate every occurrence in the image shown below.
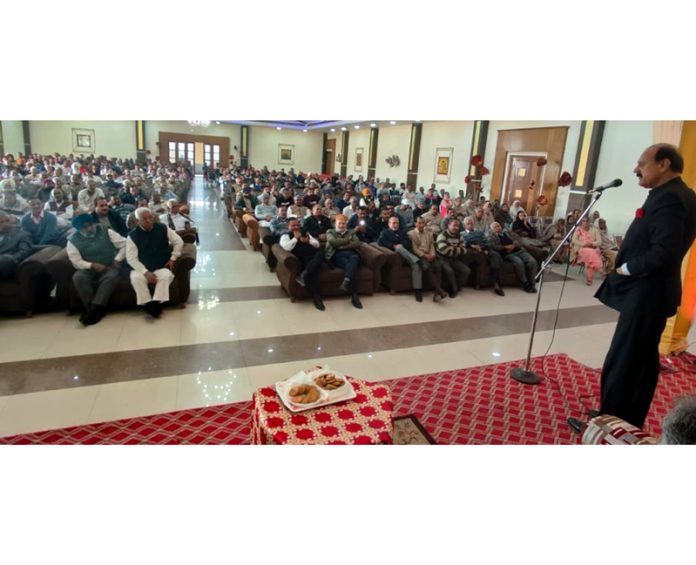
[111,261,122,270]
[144,271,158,284]
[91,263,107,273]
[166,259,176,271]
[504,244,516,251]
[319,234,327,242]
[471,244,482,252]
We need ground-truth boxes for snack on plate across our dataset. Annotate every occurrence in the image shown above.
[289,384,321,404]
[314,373,345,390]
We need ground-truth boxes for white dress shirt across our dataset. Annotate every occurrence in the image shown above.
[66,229,127,270]
[126,227,184,274]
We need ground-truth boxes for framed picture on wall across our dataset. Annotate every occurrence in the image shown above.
[355,147,364,172]
[434,147,453,183]
[72,128,95,153]
[278,144,294,165]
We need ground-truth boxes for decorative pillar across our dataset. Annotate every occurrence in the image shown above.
[367,127,379,180]
[240,125,250,169]
[0,121,4,157]
[22,120,31,156]
[565,120,605,215]
[406,122,423,190]
[321,133,328,174]
[659,120,696,355]
[340,131,349,177]
[135,120,146,164]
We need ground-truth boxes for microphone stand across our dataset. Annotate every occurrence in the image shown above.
[510,191,604,384]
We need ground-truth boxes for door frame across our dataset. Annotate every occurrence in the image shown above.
[500,151,547,206]
[158,131,230,168]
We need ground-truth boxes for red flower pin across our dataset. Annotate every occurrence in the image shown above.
[635,208,645,219]
[471,155,484,168]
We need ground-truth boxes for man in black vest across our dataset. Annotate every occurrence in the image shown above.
[569,144,696,432]
[126,207,184,318]
[67,213,127,325]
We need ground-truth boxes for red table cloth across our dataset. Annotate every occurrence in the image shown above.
[251,377,393,445]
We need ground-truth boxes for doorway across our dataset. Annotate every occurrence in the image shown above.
[324,138,336,175]
[502,153,546,214]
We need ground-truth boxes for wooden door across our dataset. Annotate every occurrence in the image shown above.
[504,154,543,214]
[194,142,204,173]
[324,138,336,175]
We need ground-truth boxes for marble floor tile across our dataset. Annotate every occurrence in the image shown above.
[176,367,252,410]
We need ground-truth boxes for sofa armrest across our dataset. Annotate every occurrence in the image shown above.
[259,226,273,246]
[15,245,62,282]
[272,243,301,274]
[174,243,197,276]
[358,242,387,270]
[582,415,658,445]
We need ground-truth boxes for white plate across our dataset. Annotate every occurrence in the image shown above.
[275,366,356,413]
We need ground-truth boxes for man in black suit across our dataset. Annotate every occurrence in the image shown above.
[570,144,696,431]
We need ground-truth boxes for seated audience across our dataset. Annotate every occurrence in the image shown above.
[421,204,442,234]
[347,206,378,243]
[288,194,309,219]
[269,205,290,240]
[435,218,471,298]
[511,210,549,263]
[91,197,129,237]
[160,199,198,244]
[302,204,332,242]
[488,221,538,293]
[66,214,127,325]
[77,179,105,212]
[540,218,569,263]
[0,181,29,215]
[493,202,514,228]
[280,217,325,311]
[570,216,604,285]
[462,215,505,296]
[0,211,34,281]
[110,195,135,224]
[126,207,183,318]
[21,197,66,246]
[407,216,448,302]
[325,214,364,309]
[45,187,74,221]
[321,196,341,224]
[378,215,427,302]
[597,218,619,272]
[396,200,414,230]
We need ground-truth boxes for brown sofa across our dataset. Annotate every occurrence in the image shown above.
[272,242,386,301]
[258,226,278,271]
[45,243,197,312]
[0,245,62,316]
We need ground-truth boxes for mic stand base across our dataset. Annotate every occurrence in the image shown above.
[510,367,541,385]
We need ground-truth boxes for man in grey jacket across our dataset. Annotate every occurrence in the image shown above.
[0,211,34,281]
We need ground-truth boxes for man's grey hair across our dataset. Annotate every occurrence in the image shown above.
[134,207,152,221]
[1,179,16,191]
[463,215,475,224]
[661,396,696,444]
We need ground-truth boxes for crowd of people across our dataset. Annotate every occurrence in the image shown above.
[0,152,195,324]
[206,164,622,308]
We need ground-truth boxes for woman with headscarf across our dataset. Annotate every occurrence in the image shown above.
[511,210,549,263]
[541,217,569,263]
[570,216,603,285]
[509,200,526,220]
[493,202,514,228]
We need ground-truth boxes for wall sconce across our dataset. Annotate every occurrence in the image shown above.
[385,155,401,167]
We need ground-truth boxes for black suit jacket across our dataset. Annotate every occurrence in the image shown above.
[595,176,696,317]
[91,209,129,237]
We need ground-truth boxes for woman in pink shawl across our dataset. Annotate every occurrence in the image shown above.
[439,191,452,218]
[570,217,603,285]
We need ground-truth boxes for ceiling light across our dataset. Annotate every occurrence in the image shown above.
[370,123,377,127]
[389,121,397,125]
[215,121,220,125]
[330,128,335,132]
[276,126,282,130]
[354,125,360,129]
[303,129,308,133]
[341,127,347,131]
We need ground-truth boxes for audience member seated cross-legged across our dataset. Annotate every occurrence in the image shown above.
[233,187,258,237]
[570,216,604,285]
[378,215,429,302]
[21,197,68,246]
[325,214,364,309]
[126,208,184,318]
[435,218,471,298]
[0,211,34,281]
[488,221,538,293]
[280,217,325,311]
[407,216,448,302]
[66,214,126,325]
[245,193,277,251]
[511,210,549,264]
[160,199,198,244]
[461,215,505,296]
[540,217,569,263]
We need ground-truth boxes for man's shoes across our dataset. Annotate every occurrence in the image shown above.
[313,297,325,311]
[295,271,307,287]
[433,292,442,303]
[415,290,423,302]
[351,295,363,309]
[339,277,351,293]
[449,291,458,299]
[567,417,586,434]
[144,301,161,318]
[494,285,505,296]
[587,409,600,419]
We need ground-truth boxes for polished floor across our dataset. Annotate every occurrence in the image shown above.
[0,178,694,438]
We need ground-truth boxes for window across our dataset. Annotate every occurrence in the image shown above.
[168,141,176,164]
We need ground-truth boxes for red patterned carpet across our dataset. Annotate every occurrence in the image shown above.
[2,353,695,444]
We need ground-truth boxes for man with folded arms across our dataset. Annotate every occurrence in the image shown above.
[378,215,428,302]
[326,214,364,309]
[436,218,471,298]
[67,213,126,325]
[462,215,505,296]
[126,207,183,318]
[488,221,538,293]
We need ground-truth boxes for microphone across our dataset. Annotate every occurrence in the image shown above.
[588,178,622,194]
